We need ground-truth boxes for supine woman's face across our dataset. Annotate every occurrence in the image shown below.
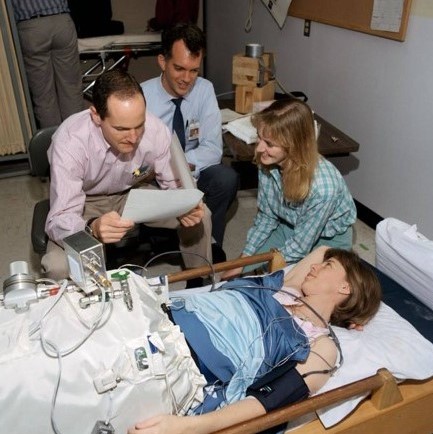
[301,258,350,298]
[256,130,287,167]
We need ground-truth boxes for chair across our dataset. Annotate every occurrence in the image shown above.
[28,126,57,255]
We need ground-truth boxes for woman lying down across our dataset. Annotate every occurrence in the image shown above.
[129,246,381,434]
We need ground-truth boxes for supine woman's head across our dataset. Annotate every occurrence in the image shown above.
[324,248,382,328]
[252,99,319,203]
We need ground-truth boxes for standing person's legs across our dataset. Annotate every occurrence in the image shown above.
[51,14,84,120]
[197,164,239,247]
[17,18,61,127]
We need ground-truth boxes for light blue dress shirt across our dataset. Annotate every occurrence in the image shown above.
[141,75,223,178]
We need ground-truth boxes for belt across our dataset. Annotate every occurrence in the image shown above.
[23,12,67,21]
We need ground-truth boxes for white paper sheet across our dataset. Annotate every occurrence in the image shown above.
[371,0,404,32]
[122,188,203,223]
[260,0,293,29]
[170,133,196,189]
[220,108,247,124]
[224,115,258,144]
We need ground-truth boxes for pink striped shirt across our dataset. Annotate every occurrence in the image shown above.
[46,109,177,244]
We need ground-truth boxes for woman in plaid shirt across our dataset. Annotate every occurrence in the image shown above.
[224,99,356,278]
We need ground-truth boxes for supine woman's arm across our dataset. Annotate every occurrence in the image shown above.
[128,397,266,434]
[128,335,337,434]
[283,245,330,289]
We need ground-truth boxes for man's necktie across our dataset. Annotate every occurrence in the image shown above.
[171,98,186,150]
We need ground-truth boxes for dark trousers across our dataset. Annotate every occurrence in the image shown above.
[197,164,239,246]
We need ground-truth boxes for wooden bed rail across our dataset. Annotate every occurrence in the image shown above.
[213,369,402,434]
[167,250,286,283]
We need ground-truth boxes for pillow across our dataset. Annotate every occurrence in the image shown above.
[315,301,433,427]
[376,217,433,311]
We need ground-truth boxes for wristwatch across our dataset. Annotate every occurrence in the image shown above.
[85,217,98,237]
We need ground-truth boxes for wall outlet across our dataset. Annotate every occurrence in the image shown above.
[261,0,292,29]
[304,19,311,37]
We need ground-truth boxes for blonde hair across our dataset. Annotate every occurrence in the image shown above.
[251,99,319,203]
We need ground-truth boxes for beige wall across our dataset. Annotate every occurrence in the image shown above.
[412,0,433,18]
[111,0,155,32]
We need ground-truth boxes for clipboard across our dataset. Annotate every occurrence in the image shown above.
[169,133,197,190]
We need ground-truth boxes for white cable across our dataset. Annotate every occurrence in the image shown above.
[245,0,255,32]
[29,279,69,337]
[211,281,343,371]
[34,279,115,433]
[41,285,112,358]
[275,77,297,98]
[216,90,235,99]
[143,250,217,291]
[44,338,63,434]
[36,277,61,286]
[257,61,299,100]
[105,391,114,426]
[63,283,113,331]
[119,263,147,274]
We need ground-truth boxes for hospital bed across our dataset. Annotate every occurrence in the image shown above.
[165,250,433,434]
[78,32,162,96]
[1,248,432,433]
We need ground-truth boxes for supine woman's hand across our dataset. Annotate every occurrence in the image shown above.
[128,414,201,434]
[128,398,265,434]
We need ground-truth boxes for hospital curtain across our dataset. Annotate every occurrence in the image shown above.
[0,0,33,156]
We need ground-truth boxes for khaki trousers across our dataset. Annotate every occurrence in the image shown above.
[17,14,83,127]
[41,189,212,280]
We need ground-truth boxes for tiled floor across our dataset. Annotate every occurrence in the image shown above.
[0,174,376,286]
[0,174,48,280]
[352,218,376,265]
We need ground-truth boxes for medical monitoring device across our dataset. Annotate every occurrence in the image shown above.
[63,230,111,294]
